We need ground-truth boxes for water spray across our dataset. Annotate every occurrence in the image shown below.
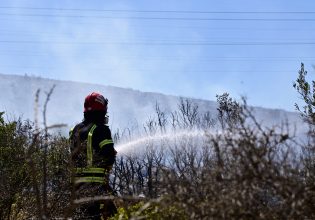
[115,129,209,155]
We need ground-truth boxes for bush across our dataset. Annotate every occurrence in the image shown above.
[109,201,187,220]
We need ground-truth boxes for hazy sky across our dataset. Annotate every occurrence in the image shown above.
[0,0,314,111]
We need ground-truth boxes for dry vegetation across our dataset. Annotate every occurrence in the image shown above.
[0,63,314,219]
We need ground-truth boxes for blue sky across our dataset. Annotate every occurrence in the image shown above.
[0,0,314,111]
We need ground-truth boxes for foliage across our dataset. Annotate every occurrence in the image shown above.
[293,63,315,214]
[109,201,187,220]
[216,92,243,129]
[0,87,71,219]
[0,114,31,219]
[293,63,315,126]
[1,64,315,219]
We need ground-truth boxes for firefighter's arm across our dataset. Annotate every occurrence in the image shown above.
[97,126,117,168]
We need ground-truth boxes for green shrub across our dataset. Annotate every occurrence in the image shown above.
[110,201,187,220]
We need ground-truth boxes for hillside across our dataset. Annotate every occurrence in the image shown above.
[0,73,305,136]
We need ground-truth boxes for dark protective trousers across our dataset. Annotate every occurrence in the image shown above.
[73,182,117,219]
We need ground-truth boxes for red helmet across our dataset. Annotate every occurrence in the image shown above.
[84,92,108,113]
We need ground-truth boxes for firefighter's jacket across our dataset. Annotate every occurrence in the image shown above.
[69,121,117,186]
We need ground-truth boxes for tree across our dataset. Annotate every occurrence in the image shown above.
[293,63,315,214]
[293,63,315,126]
[216,92,243,129]
[0,113,32,219]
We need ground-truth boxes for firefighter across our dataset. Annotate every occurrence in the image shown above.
[69,92,117,219]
